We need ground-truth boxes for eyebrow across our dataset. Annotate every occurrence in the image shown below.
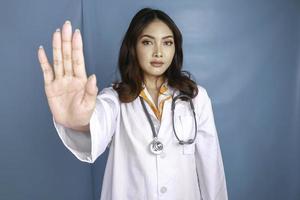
[139,34,174,40]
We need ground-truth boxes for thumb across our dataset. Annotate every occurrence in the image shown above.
[82,74,98,106]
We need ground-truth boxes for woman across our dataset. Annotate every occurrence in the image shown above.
[38,7,228,200]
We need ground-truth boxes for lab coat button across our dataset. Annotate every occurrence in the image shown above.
[160,186,167,193]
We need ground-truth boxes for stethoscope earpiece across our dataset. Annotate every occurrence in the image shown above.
[179,141,185,145]
[187,139,194,144]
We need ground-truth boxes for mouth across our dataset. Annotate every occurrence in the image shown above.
[150,61,164,67]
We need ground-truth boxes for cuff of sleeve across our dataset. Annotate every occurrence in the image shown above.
[52,108,100,163]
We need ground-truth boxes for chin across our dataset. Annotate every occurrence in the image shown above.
[150,70,167,77]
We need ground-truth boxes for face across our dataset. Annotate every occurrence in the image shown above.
[136,20,175,81]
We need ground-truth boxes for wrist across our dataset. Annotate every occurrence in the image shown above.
[70,124,90,133]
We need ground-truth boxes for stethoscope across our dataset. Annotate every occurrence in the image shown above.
[139,92,198,155]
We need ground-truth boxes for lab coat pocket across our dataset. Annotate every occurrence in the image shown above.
[182,143,195,155]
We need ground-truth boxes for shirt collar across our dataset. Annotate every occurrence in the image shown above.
[139,79,173,121]
[139,79,173,97]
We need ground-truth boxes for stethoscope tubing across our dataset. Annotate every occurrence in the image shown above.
[171,93,198,145]
[140,92,198,145]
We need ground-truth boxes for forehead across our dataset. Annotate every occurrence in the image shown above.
[140,20,173,38]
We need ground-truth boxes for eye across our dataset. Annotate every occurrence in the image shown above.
[164,41,174,46]
[142,40,152,45]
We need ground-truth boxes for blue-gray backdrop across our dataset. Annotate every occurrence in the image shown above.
[0,0,299,199]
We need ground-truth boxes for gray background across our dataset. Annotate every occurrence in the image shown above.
[0,0,299,199]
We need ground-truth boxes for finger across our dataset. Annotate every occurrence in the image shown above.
[62,20,73,77]
[38,46,54,86]
[82,74,98,107]
[52,28,64,79]
[72,29,87,79]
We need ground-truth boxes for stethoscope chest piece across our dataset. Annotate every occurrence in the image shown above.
[149,138,164,155]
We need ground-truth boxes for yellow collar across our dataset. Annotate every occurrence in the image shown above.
[139,80,172,121]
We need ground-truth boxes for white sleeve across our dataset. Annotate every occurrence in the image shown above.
[53,87,120,163]
[195,87,228,200]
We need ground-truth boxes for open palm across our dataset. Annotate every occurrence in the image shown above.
[38,21,98,130]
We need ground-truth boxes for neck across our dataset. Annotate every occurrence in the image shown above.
[144,75,165,91]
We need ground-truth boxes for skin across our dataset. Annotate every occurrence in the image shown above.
[38,21,97,133]
[37,19,175,132]
[136,19,175,107]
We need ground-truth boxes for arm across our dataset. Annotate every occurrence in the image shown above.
[53,87,120,163]
[195,87,228,200]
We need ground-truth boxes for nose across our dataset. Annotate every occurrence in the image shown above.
[153,52,162,58]
[153,44,163,58]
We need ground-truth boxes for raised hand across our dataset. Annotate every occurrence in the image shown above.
[38,20,98,131]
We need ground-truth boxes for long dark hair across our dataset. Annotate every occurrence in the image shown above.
[113,7,198,102]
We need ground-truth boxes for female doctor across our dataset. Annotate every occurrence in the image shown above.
[38,7,228,200]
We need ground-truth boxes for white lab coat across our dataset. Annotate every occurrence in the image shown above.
[53,85,228,200]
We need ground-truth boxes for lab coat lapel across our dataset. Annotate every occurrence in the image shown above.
[157,88,179,144]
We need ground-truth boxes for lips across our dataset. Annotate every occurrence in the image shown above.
[150,61,164,67]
